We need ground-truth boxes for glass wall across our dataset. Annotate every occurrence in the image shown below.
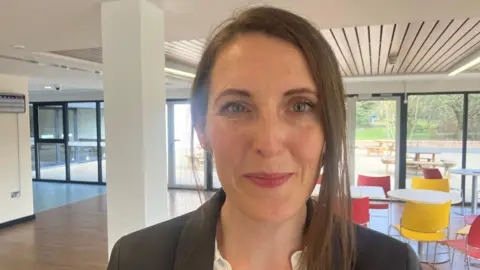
[466,94,480,202]
[38,105,64,139]
[31,101,105,184]
[68,103,99,182]
[405,94,464,189]
[38,143,66,180]
[30,104,36,179]
[169,102,205,188]
[100,102,106,182]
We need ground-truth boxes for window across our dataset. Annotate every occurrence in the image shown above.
[406,94,464,190]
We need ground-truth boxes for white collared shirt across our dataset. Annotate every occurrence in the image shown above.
[213,238,305,270]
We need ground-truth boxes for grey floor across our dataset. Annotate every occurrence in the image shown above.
[33,182,106,213]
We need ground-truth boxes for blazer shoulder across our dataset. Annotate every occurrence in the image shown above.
[354,226,421,270]
[107,213,192,270]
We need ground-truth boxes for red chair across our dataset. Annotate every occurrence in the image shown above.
[423,168,443,179]
[351,197,370,227]
[357,175,391,209]
[439,214,480,269]
[422,168,465,212]
[466,215,478,225]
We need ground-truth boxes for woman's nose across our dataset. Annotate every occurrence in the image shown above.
[251,113,286,158]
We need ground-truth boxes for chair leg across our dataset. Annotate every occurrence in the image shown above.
[450,249,455,270]
[433,242,438,264]
[427,243,430,263]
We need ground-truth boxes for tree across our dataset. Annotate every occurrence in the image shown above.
[356,101,376,128]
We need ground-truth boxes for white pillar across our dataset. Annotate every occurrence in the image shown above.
[101,0,168,254]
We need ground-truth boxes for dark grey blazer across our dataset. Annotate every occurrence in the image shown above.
[107,190,421,270]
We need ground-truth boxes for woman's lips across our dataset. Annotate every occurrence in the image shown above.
[243,173,294,188]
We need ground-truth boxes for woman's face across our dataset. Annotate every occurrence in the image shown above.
[202,33,324,222]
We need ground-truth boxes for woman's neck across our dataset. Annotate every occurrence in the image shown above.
[217,198,307,270]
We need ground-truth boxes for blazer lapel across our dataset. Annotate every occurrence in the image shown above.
[173,190,226,270]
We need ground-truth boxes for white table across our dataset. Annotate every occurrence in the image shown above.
[450,168,480,213]
[312,185,386,199]
[387,189,462,204]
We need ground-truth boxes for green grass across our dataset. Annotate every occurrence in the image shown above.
[356,127,390,140]
[356,127,435,140]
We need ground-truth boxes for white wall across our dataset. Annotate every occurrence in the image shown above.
[344,74,480,95]
[29,87,192,102]
[0,74,34,224]
[30,89,104,102]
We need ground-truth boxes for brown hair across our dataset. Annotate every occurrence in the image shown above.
[190,6,355,270]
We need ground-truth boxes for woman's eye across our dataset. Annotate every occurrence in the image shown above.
[291,102,313,113]
[223,103,248,114]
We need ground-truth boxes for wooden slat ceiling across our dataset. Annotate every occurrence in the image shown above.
[50,18,480,76]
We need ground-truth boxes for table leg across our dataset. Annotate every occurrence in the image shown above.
[417,241,450,264]
[418,242,424,256]
[472,176,478,214]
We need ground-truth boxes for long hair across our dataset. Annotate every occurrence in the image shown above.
[190,6,355,270]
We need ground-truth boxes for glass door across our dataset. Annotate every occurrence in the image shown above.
[36,104,68,181]
[347,96,400,189]
[167,102,205,189]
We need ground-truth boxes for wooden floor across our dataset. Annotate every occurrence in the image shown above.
[0,190,473,270]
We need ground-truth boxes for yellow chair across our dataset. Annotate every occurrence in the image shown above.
[454,225,470,240]
[392,201,451,264]
[411,176,450,192]
[411,176,464,209]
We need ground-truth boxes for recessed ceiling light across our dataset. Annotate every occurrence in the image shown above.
[44,85,52,89]
[12,45,26,50]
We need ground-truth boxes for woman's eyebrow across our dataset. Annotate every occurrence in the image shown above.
[283,88,316,97]
[214,88,251,105]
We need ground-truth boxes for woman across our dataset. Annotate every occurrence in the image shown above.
[108,6,420,270]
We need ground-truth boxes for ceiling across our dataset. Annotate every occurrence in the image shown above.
[1,0,480,92]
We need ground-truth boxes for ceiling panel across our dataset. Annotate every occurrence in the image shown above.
[432,22,480,71]
[369,25,381,75]
[420,18,480,72]
[46,17,480,78]
[331,28,359,75]
[378,24,395,74]
[439,41,480,72]
[394,21,428,73]
[400,21,439,73]
[385,23,408,74]
[411,19,467,72]
[357,26,371,75]
[320,29,351,76]
[344,27,365,75]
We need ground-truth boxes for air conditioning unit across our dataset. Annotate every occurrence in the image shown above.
[0,93,26,113]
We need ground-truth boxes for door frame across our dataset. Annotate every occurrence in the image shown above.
[346,95,402,189]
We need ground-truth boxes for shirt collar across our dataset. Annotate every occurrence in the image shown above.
[214,238,305,270]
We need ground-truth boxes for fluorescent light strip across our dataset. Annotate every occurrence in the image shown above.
[448,56,480,76]
[164,67,196,79]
